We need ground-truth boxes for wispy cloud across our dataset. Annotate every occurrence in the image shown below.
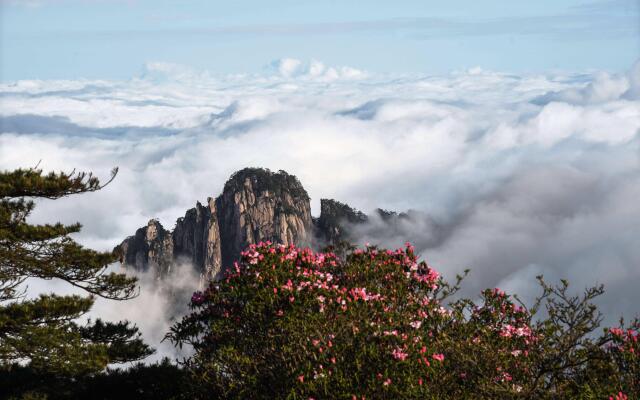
[1,0,137,7]
[10,5,638,41]
[570,0,638,13]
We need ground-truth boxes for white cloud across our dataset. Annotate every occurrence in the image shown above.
[21,263,198,363]
[90,263,198,363]
[1,59,639,345]
[270,58,303,78]
[266,58,368,81]
[533,62,640,105]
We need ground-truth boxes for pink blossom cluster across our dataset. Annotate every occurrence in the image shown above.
[391,347,409,361]
[608,326,639,356]
[499,324,533,339]
[243,243,450,387]
[192,242,547,391]
[471,288,538,349]
[348,287,384,302]
[179,241,640,398]
[190,291,205,306]
[609,392,628,400]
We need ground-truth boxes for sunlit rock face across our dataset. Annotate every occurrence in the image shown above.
[171,197,221,280]
[115,168,318,280]
[215,168,313,271]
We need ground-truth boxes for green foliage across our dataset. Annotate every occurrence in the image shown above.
[0,358,192,400]
[223,168,310,201]
[171,242,639,399]
[0,166,152,383]
[318,199,368,226]
[315,199,368,248]
[0,167,138,300]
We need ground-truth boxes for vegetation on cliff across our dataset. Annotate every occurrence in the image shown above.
[223,168,310,201]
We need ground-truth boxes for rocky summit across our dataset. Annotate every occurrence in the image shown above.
[115,168,367,280]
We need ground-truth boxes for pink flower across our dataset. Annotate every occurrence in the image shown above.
[297,375,304,383]
[282,279,294,291]
[610,328,624,336]
[383,378,392,386]
[410,320,422,329]
[191,291,205,305]
[432,353,445,362]
[501,372,512,382]
[391,347,409,361]
[610,392,628,400]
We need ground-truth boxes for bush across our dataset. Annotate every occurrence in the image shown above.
[0,358,191,400]
[170,242,639,399]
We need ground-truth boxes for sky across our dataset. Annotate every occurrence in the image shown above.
[1,0,639,358]
[1,0,639,80]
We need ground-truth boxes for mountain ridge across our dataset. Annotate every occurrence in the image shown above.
[115,168,369,279]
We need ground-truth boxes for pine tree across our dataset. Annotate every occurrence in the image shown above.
[0,166,152,377]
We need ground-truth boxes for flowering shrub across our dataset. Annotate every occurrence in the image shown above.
[170,243,639,399]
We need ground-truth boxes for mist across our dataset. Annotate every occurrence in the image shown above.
[2,58,639,354]
[20,262,199,363]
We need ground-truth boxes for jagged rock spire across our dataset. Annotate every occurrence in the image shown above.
[115,168,314,280]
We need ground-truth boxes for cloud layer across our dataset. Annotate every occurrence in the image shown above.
[22,263,199,362]
[2,58,639,336]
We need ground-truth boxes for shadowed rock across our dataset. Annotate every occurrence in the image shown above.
[314,198,368,246]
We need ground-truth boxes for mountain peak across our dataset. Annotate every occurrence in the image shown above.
[223,167,309,201]
[116,168,313,280]
[115,168,386,280]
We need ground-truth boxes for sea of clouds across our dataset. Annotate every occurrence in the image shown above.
[1,58,639,357]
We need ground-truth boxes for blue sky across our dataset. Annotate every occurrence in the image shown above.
[1,0,639,80]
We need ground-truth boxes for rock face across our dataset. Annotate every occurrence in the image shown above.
[116,219,174,275]
[171,198,221,279]
[115,168,314,279]
[314,199,368,246]
[216,168,313,269]
[115,168,385,280]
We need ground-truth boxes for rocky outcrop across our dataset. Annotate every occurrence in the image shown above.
[115,168,313,279]
[115,168,399,280]
[314,198,368,246]
[172,198,221,279]
[116,219,174,275]
[216,168,313,269]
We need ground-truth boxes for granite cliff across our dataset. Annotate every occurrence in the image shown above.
[115,168,396,279]
[115,168,317,279]
[313,198,368,246]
